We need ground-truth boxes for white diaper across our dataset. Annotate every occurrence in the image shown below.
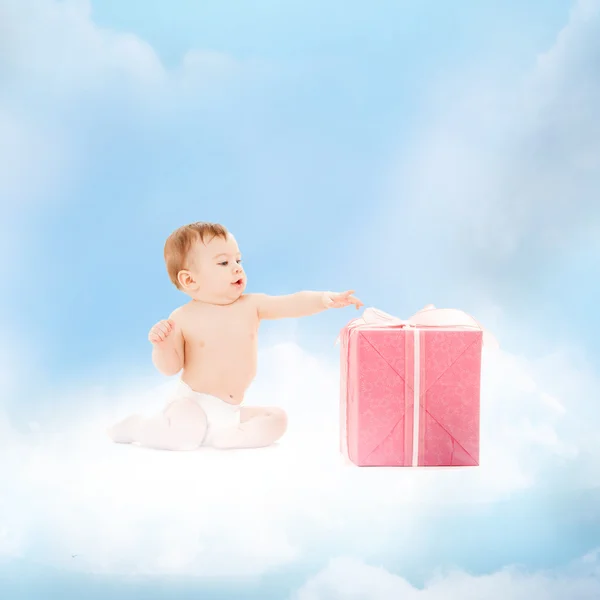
[168,380,241,446]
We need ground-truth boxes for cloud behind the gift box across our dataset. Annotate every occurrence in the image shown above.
[1,0,599,597]
[359,0,600,360]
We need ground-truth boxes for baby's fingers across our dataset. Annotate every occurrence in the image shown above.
[149,320,173,343]
[160,321,173,335]
[149,327,165,342]
[148,331,161,343]
[350,296,363,309]
[152,327,167,341]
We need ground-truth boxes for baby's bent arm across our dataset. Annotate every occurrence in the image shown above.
[252,291,328,320]
[152,314,184,376]
[152,345,182,376]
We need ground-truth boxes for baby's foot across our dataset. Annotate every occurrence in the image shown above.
[107,415,143,444]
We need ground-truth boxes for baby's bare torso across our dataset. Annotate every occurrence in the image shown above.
[176,294,259,405]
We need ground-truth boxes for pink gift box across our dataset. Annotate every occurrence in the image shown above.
[339,306,498,467]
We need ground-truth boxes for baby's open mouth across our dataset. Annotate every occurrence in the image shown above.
[232,278,243,286]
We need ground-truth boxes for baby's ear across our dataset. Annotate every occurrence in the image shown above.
[177,269,193,289]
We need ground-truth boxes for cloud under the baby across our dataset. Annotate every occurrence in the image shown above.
[1,332,599,578]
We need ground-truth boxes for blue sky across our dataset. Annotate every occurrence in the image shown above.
[1,0,600,598]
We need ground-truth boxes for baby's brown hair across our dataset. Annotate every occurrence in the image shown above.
[164,221,229,290]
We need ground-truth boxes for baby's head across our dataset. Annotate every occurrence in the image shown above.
[164,221,246,304]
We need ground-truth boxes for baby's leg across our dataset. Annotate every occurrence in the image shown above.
[107,399,207,451]
[210,406,287,449]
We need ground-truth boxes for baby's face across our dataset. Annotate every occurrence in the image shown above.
[187,233,246,303]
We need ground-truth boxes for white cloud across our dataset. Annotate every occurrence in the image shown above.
[0,0,269,275]
[1,0,267,103]
[1,331,600,577]
[376,0,600,284]
[0,0,262,195]
[291,552,600,600]
[176,49,271,90]
[2,0,165,88]
[0,525,24,559]
[0,0,161,266]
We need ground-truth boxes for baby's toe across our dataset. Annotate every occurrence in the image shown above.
[107,415,142,444]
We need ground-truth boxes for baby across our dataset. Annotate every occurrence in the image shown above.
[107,221,363,451]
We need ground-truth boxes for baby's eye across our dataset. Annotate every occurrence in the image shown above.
[237,259,242,264]
[218,261,228,266]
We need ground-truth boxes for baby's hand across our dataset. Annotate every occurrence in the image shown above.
[148,319,176,344]
[323,290,364,310]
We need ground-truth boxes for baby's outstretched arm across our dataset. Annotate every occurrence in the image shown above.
[252,290,363,320]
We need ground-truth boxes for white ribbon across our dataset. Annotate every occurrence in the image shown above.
[339,304,499,466]
[412,325,421,466]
